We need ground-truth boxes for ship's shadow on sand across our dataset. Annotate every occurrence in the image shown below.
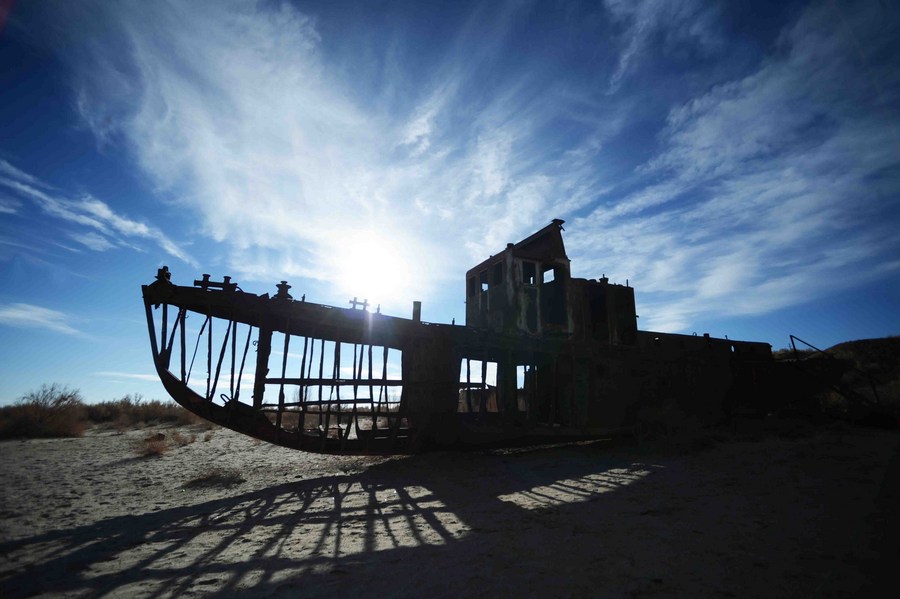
[1,442,659,597]
[2,433,898,598]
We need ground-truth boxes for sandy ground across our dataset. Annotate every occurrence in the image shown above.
[0,421,898,598]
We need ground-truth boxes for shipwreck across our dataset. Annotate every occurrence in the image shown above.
[143,219,775,453]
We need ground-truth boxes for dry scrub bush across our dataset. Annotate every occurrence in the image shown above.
[184,467,245,488]
[137,433,170,457]
[170,430,197,446]
[134,429,198,457]
[85,394,214,429]
[0,384,217,439]
[0,384,86,439]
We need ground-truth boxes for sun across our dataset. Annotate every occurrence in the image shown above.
[330,231,415,310]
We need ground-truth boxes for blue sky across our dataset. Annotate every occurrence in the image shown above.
[1,0,898,404]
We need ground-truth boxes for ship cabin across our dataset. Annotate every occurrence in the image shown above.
[465,219,638,346]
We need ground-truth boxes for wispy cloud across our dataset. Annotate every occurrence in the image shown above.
[0,159,53,189]
[603,0,722,93]
[93,371,160,382]
[69,231,115,252]
[0,168,195,265]
[0,196,19,214]
[573,0,900,331]
[40,0,616,310]
[29,0,900,331]
[0,302,79,335]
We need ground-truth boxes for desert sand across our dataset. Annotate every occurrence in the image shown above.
[1,421,898,598]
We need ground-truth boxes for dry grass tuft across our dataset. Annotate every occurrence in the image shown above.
[184,467,246,488]
[170,430,197,447]
[134,428,196,457]
[136,432,169,457]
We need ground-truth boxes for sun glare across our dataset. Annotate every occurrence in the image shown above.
[330,231,415,310]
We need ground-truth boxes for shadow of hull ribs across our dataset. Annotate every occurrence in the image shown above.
[142,220,778,454]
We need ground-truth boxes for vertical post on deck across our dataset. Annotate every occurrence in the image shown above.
[317,338,325,432]
[161,304,168,361]
[180,309,186,383]
[480,358,488,419]
[298,335,309,409]
[230,318,237,399]
[253,326,273,409]
[466,358,473,413]
[276,322,290,430]
[206,315,213,400]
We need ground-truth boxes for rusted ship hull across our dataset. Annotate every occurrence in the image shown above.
[142,274,622,453]
[142,221,775,454]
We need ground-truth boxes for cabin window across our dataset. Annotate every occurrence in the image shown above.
[492,262,504,285]
[522,261,537,286]
[516,364,533,412]
[541,265,566,325]
[542,266,555,284]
